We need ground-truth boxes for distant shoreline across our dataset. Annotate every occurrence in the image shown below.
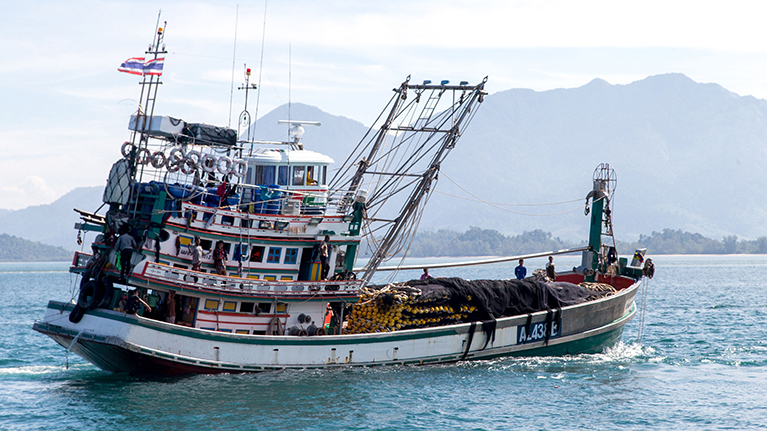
[0,260,70,264]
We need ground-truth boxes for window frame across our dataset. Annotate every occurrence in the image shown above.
[267,247,282,264]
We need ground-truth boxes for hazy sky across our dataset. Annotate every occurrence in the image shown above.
[3,0,767,210]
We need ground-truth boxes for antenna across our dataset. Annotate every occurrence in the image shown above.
[228,4,240,128]
[277,120,320,150]
[238,65,257,143]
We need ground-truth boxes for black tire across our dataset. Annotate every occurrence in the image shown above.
[69,304,85,323]
[96,279,114,309]
[78,280,104,310]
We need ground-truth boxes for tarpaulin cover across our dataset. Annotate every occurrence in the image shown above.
[183,123,237,147]
[405,277,611,321]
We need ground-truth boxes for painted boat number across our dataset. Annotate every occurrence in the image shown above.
[516,319,562,344]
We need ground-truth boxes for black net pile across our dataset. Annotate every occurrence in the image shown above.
[346,277,614,334]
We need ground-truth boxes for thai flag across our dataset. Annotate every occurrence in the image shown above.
[118,57,145,75]
[143,57,165,76]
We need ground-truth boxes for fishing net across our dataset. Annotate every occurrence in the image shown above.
[346,277,615,334]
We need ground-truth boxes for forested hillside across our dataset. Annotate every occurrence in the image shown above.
[400,228,767,257]
[0,234,72,262]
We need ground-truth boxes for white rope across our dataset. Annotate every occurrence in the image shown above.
[636,277,651,344]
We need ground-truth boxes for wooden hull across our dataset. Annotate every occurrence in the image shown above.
[33,279,639,375]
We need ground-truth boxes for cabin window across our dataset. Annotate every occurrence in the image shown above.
[233,244,248,261]
[284,248,298,265]
[235,329,249,334]
[255,165,276,185]
[223,301,237,312]
[240,302,255,313]
[292,166,305,186]
[321,166,327,185]
[221,215,235,226]
[278,166,289,185]
[258,303,271,313]
[267,247,282,263]
[246,167,254,185]
[306,166,318,185]
[200,239,213,251]
[240,218,251,228]
[250,246,264,263]
[204,299,219,310]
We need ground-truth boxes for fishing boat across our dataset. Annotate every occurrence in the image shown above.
[33,23,654,375]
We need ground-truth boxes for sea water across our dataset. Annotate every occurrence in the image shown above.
[1,255,766,430]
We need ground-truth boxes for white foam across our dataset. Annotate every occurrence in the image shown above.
[0,364,91,376]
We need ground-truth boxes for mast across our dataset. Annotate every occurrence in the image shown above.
[129,15,168,202]
[238,65,257,145]
[583,163,617,282]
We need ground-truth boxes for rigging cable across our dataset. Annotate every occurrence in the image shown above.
[250,0,269,157]
[227,4,239,128]
[438,170,588,215]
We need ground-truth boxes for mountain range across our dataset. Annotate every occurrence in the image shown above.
[3,73,766,251]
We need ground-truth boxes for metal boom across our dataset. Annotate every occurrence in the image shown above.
[330,77,487,283]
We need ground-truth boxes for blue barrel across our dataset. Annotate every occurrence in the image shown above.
[251,187,265,213]
[225,193,240,206]
[266,185,281,214]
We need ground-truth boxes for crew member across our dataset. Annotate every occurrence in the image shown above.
[116,227,136,280]
[515,259,527,280]
[546,256,557,281]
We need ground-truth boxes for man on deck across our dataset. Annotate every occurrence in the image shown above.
[319,235,330,280]
[546,256,557,281]
[515,259,527,280]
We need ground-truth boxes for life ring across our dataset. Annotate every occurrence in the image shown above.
[165,148,185,172]
[136,148,152,165]
[217,156,232,175]
[121,142,135,158]
[316,327,326,336]
[150,151,167,168]
[231,159,247,178]
[167,161,181,173]
[180,158,197,175]
[200,154,217,173]
[78,280,105,311]
[186,150,202,165]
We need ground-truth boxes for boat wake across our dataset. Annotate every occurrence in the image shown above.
[464,341,658,373]
[0,363,96,378]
